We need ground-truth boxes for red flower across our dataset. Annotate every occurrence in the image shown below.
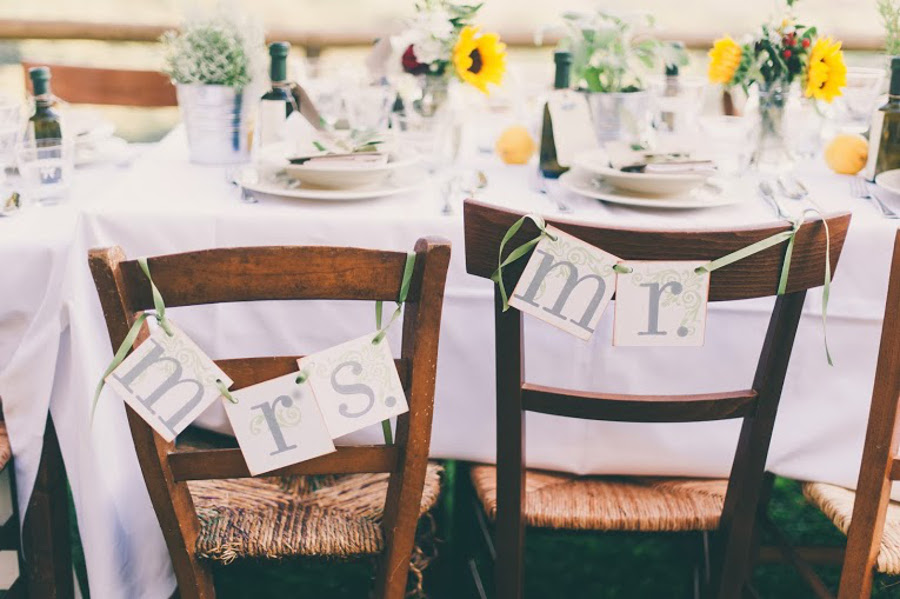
[783,49,792,58]
[402,44,429,75]
[802,38,811,48]
[783,35,795,46]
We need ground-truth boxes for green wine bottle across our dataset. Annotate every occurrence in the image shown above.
[539,51,573,179]
[872,57,900,177]
[258,42,296,147]
[26,67,62,142]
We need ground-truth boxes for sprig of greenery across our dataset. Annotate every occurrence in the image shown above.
[878,0,900,55]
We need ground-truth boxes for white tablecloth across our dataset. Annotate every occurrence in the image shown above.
[1,128,898,598]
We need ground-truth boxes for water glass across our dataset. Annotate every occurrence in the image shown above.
[837,67,886,134]
[698,115,756,176]
[0,96,22,170]
[16,138,74,205]
[346,84,395,132]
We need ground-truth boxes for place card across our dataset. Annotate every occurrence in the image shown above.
[105,321,232,442]
[547,90,600,167]
[613,261,710,347]
[223,372,336,476]
[508,225,619,340]
[298,333,408,439]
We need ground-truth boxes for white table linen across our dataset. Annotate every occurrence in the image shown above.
[1,127,898,598]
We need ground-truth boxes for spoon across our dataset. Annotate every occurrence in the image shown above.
[776,175,809,201]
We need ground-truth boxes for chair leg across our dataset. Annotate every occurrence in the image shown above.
[20,417,73,599]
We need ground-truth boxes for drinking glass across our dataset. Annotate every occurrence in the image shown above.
[16,138,74,205]
[698,115,756,176]
[0,96,22,170]
[346,84,395,132]
[837,67,886,134]
[649,75,707,142]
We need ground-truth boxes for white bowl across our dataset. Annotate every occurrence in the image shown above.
[282,153,420,190]
[875,169,900,197]
[573,149,711,196]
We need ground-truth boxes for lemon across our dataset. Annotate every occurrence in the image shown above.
[495,125,536,165]
[824,133,868,175]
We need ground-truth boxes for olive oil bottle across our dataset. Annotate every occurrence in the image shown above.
[539,51,573,179]
[258,42,296,147]
[868,57,900,178]
[25,67,63,142]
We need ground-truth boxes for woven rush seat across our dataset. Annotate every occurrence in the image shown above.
[0,420,10,472]
[803,481,900,575]
[190,462,442,563]
[470,465,727,532]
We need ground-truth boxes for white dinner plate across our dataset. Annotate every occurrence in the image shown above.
[559,169,741,210]
[235,165,427,201]
[283,153,421,190]
[573,149,712,196]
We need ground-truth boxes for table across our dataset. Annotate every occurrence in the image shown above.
[1,128,897,598]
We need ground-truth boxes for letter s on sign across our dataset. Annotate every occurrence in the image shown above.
[330,361,376,418]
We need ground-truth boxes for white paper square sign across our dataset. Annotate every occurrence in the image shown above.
[298,333,409,439]
[105,321,232,442]
[508,225,619,340]
[613,261,711,347]
[223,372,336,476]
[547,90,600,167]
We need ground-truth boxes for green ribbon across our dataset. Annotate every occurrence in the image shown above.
[216,379,238,404]
[90,258,176,423]
[371,251,417,445]
[490,214,558,312]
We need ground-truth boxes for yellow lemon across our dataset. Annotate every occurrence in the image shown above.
[496,125,536,165]
[824,133,868,175]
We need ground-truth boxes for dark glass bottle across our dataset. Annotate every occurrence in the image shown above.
[874,58,900,177]
[539,51,573,179]
[258,42,295,147]
[26,67,63,142]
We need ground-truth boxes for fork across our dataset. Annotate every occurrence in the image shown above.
[758,180,791,220]
[539,176,572,213]
[850,177,899,219]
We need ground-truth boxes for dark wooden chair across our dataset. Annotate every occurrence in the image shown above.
[89,240,451,599]
[460,199,850,599]
[23,62,177,107]
[0,413,74,599]
[769,229,900,599]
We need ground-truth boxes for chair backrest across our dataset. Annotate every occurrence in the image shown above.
[89,240,451,593]
[838,230,900,597]
[23,62,177,107]
[463,199,850,596]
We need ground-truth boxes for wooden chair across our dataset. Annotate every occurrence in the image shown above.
[770,229,900,598]
[0,413,74,598]
[460,199,850,599]
[23,62,177,107]
[89,240,451,599]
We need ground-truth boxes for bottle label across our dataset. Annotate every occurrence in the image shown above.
[863,110,885,181]
[547,91,599,167]
[258,99,288,147]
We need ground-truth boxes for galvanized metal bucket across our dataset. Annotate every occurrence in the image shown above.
[176,83,251,165]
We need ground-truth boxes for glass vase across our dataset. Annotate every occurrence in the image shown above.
[750,82,795,174]
[413,74,450,118]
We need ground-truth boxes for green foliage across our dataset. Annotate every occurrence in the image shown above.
[560,9,687,93]
[161,9,263,88]
[879,0,900,56]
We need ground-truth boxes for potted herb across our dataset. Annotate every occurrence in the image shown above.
[560,9,684,145]
[162,6,263,164]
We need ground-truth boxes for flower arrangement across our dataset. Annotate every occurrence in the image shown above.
[707,0,847,102]
[394,0,506,94]
[161,5,264,89]
[878,0,900,55]
[559,9,686,93]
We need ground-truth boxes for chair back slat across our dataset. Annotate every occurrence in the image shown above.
[521,384,758,423]
[215,357,410,392]
[464,200,850,301]
[23,62,178,107]
[118,246,423,309]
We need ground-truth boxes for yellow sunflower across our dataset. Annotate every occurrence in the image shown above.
[708,36,742,85]
[805,37,847,103]
[453,26,506,94]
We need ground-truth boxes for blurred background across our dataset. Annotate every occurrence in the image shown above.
[0,0,886,141]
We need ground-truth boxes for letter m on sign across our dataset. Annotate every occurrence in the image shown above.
[507,226,618,340]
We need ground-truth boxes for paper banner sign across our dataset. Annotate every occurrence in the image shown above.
[508,225,619,340]
[105,321,232,442]
[223,372,336,476]
[613,261,711,347]
[298,333,409,439]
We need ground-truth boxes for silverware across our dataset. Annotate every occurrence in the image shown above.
[776,175,809,200]
[441,176,456,216]
[539,176,571,213]
[225,167,258,204]
[850,177,900,219]
[0,191,20,217]
[758,180,791,220]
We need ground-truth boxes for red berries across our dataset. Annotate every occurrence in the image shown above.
[784,36,795,47]
[802,38,811,48]
[783,49,792,58]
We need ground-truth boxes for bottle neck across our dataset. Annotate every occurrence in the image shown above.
[33,93,55,109]
[553,68,570,90]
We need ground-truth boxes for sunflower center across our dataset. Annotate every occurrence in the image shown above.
[468,49,483,74]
